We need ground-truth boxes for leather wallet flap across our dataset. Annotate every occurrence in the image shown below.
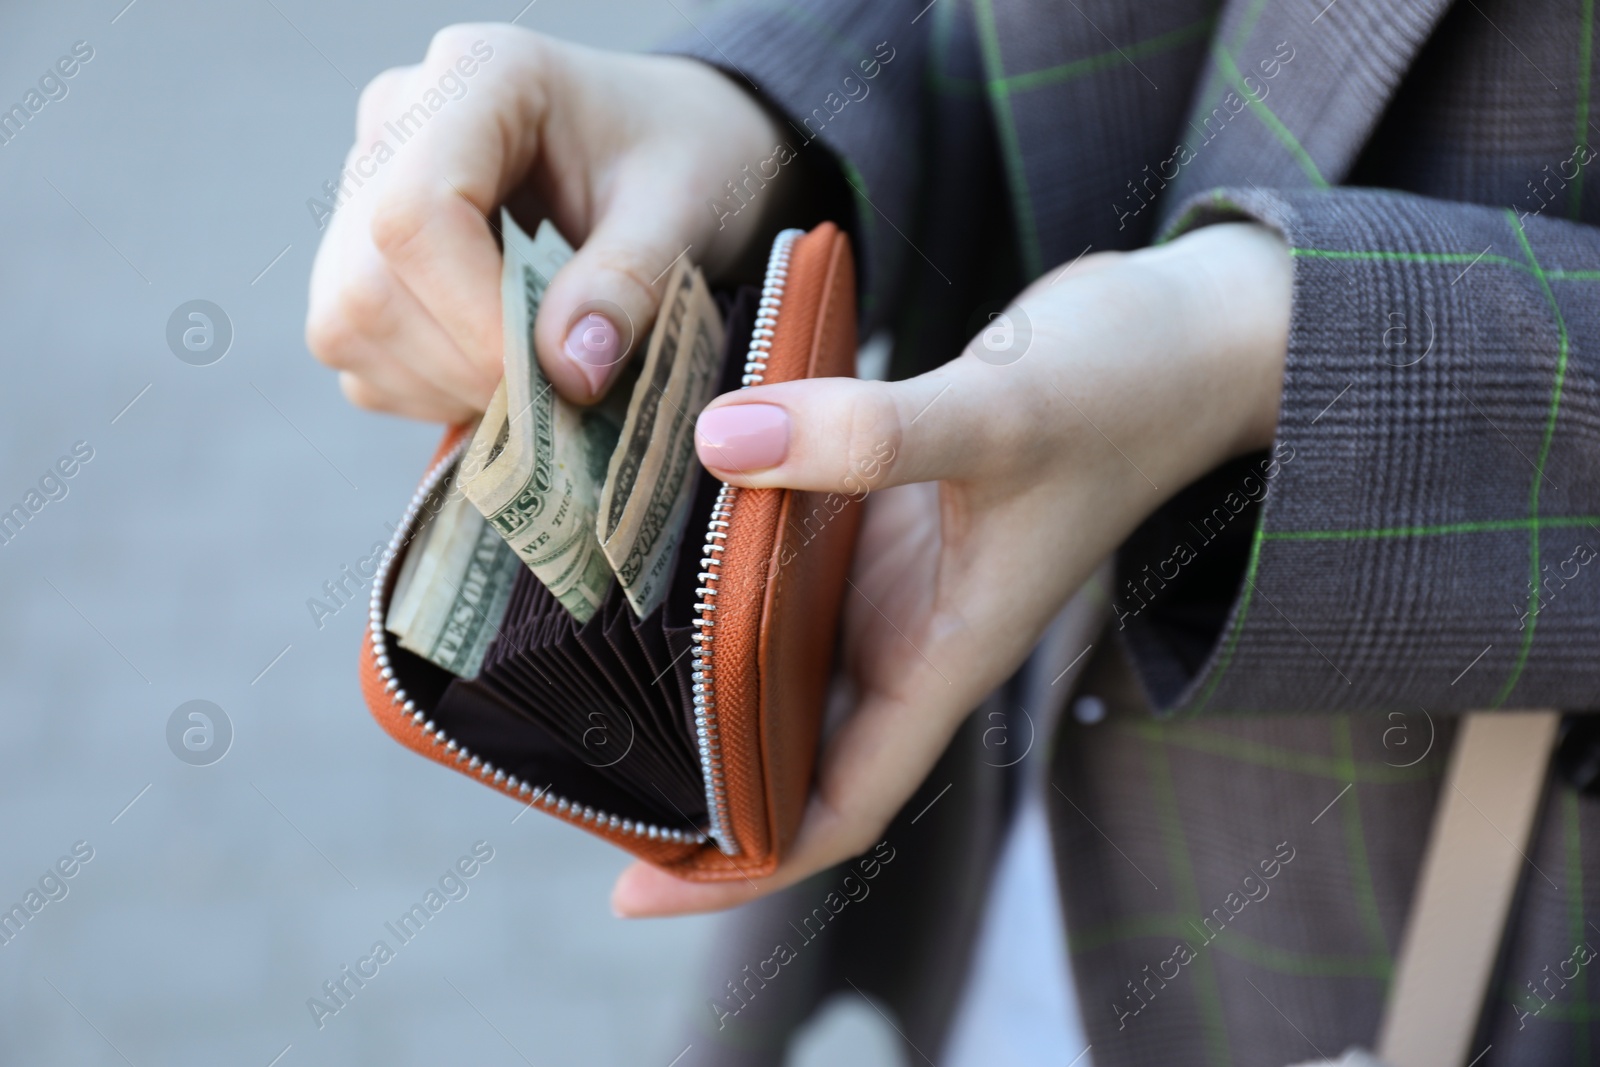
[685,223,861,879]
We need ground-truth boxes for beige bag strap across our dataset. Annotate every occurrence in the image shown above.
[1376,710,1561,1067]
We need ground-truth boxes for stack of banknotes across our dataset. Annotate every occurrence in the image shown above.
[386,212,726,678]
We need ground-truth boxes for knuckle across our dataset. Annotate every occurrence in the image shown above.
[843,381,904,485]
[337,269,396,339]
[808,791,878,861]
[305,303,358,368]
[356,67,407,129]
[368,186,436,260]
[837,824,882,863]
[426,23,489,63]
[339,373,390,413]
[426,25,466,58]
[588,249,667,315]
[308,269,394,359]
[304,315,344,367]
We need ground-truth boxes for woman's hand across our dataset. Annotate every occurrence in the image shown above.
[612,222,1293,916]
[306,24,794,420]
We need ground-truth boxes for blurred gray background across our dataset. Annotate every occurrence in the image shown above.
[0,2,911,1063]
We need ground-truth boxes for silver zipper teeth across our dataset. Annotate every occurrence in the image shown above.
[692,227,806,856]
[369,439,706,848]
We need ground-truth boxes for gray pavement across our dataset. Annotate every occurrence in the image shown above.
[0,2,892,1064]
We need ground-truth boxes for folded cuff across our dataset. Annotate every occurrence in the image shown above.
[1131,186,1600,716]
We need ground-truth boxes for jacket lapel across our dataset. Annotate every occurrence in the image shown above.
[1162,0,1458,214]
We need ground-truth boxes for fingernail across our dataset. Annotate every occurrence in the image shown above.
[563,313,621,395]
[696,404,791,473]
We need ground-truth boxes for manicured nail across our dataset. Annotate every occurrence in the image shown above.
[696,404,791,473]
[563,313,621,395]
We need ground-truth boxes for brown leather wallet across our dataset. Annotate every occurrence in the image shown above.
[359,223,860,880]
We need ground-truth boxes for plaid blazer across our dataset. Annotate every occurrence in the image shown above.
[670,0,1600,1064]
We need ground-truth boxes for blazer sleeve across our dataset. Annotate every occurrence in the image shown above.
[1142,186,1600,716]
[657,0,935,331]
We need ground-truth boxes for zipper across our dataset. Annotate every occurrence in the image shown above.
[369,441,706,847]
[691,227,805,856]
[372,227,805,854]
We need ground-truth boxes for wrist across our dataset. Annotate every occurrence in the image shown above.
[1142,222,1291,459]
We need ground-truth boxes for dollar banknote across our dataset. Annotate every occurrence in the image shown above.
[457,213,630,625]
[597,259,725,618]
[386,465,521,679]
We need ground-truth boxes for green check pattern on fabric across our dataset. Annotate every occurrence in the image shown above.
[666,0,1600,1063]
[1053,647,1451,1067]
[1208,42,1326,187]
[1160,199,1599,719]
[971,0,1220,276]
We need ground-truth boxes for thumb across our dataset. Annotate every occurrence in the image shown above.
[693,369,997,492]
[532,167,704,404]
[611,857,770,917]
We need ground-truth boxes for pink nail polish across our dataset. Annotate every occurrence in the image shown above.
[695,404,791,473]
[563,313,621,395]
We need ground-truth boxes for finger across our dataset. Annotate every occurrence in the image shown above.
[323,339,465,412]
[310,188,500,410]
[339,372,475,424]
[365,32,543,398]
[354,64,413,143]
[530,161,706,404]
[311,318,476,421]
[614,477,1030,919]
[370,183,506,393]
[610,792,865,917]
[611,666,970,918]
[611,857,772,917]
[693,365,1012,491]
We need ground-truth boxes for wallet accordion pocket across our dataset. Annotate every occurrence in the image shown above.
[359,223,861,880]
